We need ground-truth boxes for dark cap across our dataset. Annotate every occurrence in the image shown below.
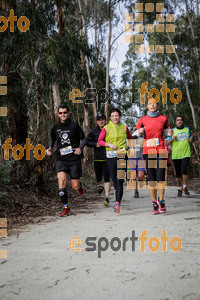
[96,113,106,121]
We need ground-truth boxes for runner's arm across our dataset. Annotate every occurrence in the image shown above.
[126,127,132,139]
[73,138,87,155]
[77,124,86,150]
[98,128,106,147]
[98,128,117,150]
[135,118,143,130]
[49,126,56,148]
[79,138,87,150]
[162,117,173,137]
[47,127,56,155]
[133,120,144,137]
[188,128,193,142]
[86,131,97,148]
[165,136,177,145]
[131,127,142,139]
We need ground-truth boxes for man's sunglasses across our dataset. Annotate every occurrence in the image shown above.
[58,111,68,115]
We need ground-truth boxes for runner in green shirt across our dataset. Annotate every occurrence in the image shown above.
[166,115,193,197]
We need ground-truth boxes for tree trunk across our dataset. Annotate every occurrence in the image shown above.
[7,70,28,184]
[105,0,112,120]
[166,32,197,129]
[35,86,44,187]
[57,0,64,36]
[94,11,99,71]
[85,55,97,119]
[196,0,199,16]
[77,109,80,126]
[1,0,5,9]
[78,0,97,121]
[8,71,28,146]
[185,0,200,95]
[51,0,63,119]
[52,82,61,117]
[31,0,35,9]
[78,0,90,164]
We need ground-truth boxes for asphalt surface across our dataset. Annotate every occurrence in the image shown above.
[0,185,200,300]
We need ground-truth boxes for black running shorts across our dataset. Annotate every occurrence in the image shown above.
[56,160,82,179]
[173,157,190,178]
[94,161,110,183]
[143,154,166,182]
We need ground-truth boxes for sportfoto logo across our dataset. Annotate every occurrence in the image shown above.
[0,76,7,116]
[0,218,7,259]
[0,9,30,32]
[69,230,182,258]
[69,81,182,106]
[125,3,175,54]
[2,138,46,160]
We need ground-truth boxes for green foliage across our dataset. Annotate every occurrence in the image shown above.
[0,160,14,200]
[0,161,13,185]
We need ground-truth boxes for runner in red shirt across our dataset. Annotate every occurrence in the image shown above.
[135,98,173,215]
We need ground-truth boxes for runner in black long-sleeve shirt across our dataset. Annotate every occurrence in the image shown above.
[86,113,111,206]
[47,104,86,216]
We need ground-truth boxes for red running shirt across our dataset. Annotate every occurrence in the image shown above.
[136,115,169,154]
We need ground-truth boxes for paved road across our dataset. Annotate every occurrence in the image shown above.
[0,186,200,300]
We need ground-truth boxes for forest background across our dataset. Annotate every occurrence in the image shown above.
[0,0,199,227]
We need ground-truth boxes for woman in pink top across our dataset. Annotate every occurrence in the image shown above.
[98,108,132,213]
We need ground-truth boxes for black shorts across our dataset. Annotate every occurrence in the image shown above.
[173,157,190,178]
[94,161,110,183]
[143,154,166,182]
[56,160,82,179]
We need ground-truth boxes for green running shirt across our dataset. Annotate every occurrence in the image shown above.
[167,127,193,160]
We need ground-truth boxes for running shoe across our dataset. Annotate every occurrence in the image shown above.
[158,198,166,214]
[177,189,182,197]
[78,184,84,195]
[112,201,120,213]
[152,201,159,215]
[103,197,109,206]
[134,190,139,198]
[98,185,104,194]
[183,187,190,196]
[60,206,70,217]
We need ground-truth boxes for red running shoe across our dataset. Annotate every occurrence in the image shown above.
[60,206,70,217]
[78,186,84,195]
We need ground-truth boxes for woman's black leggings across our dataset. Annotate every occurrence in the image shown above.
[106,157,124,203]
[173,157,190,178]
[143,154,166,182]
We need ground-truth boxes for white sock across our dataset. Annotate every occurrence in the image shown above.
[183,184,187,189]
